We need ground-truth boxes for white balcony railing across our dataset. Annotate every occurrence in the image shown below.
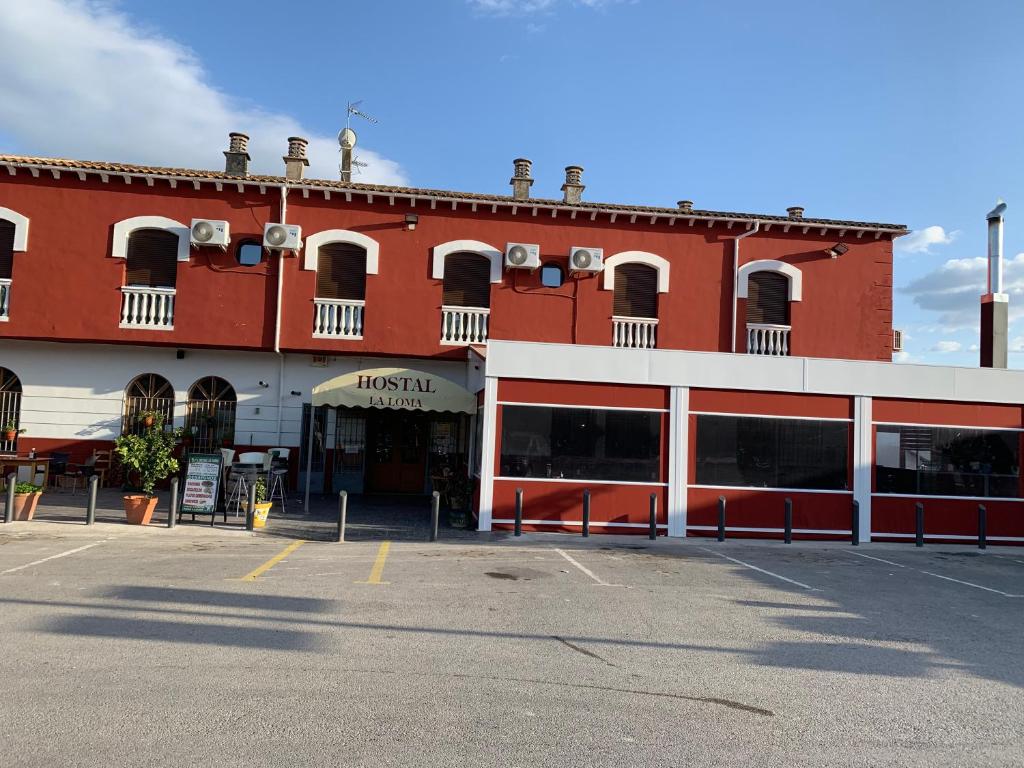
[747,323,791,356]
[441,305,489,345]
[120,286,175,330]
[0,279,10,321]
[612,316,658,349]
[313,298,365,339]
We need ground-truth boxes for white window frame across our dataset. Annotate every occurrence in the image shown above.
[432,240,503,284]
[112,216,191,262]
[602,251,671,293]
[737,260,802,301]
[303,229,380,274]
[0,207,29,251]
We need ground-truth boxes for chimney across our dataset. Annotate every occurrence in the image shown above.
[981,201,1009,368]
[510,158,533,200]
[223,132,250,177]
[562,165,585,205]
[786,206,804,219]
[283,136,309,181]
[677,200,693,213]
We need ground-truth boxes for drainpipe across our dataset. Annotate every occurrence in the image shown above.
[730,222,760,353]
[274,185,288,443]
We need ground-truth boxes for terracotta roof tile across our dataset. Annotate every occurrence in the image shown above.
[0,154,907,232]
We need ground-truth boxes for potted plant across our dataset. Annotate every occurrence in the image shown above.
[114,413,181,525]
[2,420,25,443]
[10,482,42,520]
[136,410,159,429]
[252,475,272,528]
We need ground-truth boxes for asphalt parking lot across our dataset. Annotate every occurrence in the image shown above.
[1,514,1022,767]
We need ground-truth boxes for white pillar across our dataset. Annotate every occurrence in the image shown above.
[853,395,873,542]
[477,377,498,531]
[667,386,689,537]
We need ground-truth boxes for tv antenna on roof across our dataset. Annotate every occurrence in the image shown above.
[340,100,379,182]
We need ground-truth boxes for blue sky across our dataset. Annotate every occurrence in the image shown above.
[2,0,1023,366]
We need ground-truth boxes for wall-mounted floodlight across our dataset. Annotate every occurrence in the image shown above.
[405,213,419,231]
[825,242,849,259]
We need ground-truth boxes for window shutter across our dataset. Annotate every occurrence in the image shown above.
[0,219,14,279]
[746,272,789,325]
[125,229,178,287]
[316,243,367,300]
[442,252,491,308]
[612,263,658,318]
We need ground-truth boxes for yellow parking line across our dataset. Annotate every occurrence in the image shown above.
[356,541,391,585]
[240,540,305,581]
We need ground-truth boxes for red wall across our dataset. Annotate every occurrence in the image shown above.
[687,487,854,540]
[0,172,895,361]
[492,479,665,534]
[871,496,1021,542]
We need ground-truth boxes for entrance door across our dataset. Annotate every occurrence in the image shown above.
[366,411,428,494]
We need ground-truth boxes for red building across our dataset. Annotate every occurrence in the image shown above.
[0,134,1020,543]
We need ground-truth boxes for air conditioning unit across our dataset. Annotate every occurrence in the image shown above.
[505,242,540,271]
[190,219,230,248]
[893,328,904,353]
[569,246,604,274]
[263,223,302,251]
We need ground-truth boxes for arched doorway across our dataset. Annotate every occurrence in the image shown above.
[0,367,22,452]
[122,373,174,435]
[185,376,237,452]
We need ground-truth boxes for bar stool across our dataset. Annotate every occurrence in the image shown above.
[225,469,250,518]
[267,448,290,512]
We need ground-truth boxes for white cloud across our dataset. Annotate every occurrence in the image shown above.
[900,252,1024,331]
[0,0,406,184]
[896,225,959,255]
[929,340,962,353]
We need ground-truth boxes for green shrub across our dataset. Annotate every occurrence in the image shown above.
[114,413,181,496]
[14,482,41,494]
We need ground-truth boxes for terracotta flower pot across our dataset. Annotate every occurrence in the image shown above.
[123,495,159,525]
[141,416,155,428]
[12,492,41,521]
[3,430,16,442]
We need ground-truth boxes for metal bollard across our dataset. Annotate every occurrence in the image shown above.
[717,496,726,542]
[514,488,523,537]
[851,499,859,546]
[582,489,591,538]
[649,494,657,540]
[429,491,440,542]
[978,504,987,550]
[4,473,15,524]
[86,475,98,526]
[784,498,793,544]
[168,477,178,529]
[245,483,256,532]
[915,502,924,547]
[337,491,347,543]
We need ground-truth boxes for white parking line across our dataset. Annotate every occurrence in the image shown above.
[846,551,906,568]
[919,570,1022,598]
[0,540,109,575]
[554,549,620,587]
[699,547,820,591]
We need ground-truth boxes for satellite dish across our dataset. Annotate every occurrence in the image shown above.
[338,127,357,149]
[265,225,289,247]
[508,245,529,266]
[191,221,214,243]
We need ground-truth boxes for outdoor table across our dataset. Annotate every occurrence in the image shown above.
[0,456,51,488]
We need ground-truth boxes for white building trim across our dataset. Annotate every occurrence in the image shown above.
[737,259,802,301]
[853,395,872,542]
[432,240,503,284]
[477,377,499,531]
[602,251,670,293]
[302,229,380,273]
[667,385,688,537]
[111,216,191,262]
[0,206,29,251]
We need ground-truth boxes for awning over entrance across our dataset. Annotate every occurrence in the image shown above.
[312,367,475,413]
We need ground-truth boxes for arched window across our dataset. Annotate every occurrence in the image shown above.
[612,263,658,319]
[317,243,367,301]
[122,373,174,435]
[442,252,491,308]
[0,219,14,280]
[125,229,179,288]
[185,377,237,452]
[746,272,790,325]
[0,367,23,452]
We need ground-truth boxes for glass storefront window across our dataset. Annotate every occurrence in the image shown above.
[695,414,849,490]
[876,424,1020,498]
[499,405,661,482]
